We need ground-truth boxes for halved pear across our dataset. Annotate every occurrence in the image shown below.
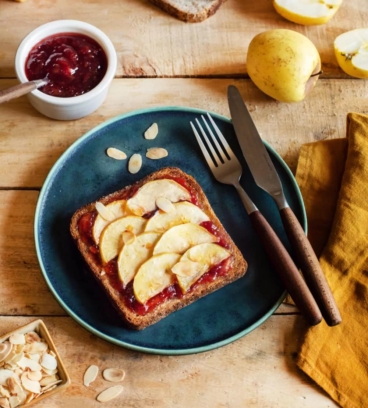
[99,216,146,264]
[93,200,129,244]
[173,243,231,293]
[145,202,209,233]
[117,232,161,285]
[133,253,180,304]
[153,223,217,255]
[273,0,343,25]
[334,29,368,79]
[126,179,191,216]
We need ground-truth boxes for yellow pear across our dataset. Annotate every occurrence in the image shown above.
[334,29,368,79]
[246,29,321,102]
[273,0,343,25]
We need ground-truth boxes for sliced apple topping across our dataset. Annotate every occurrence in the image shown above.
[93,200,128,244]
[273,0,343,25]
[99,216,147,264]
[133,253,180,304]
[117,232,161,286]
[334,29,368,79]
[145,202,209,233]
[153,223,217,255]
[174,243,231,293]
[126,179,191,216]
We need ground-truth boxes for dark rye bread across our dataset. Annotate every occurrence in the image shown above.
[70,167,247,330]
[148,0,227,23]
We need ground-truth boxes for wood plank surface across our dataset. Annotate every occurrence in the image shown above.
[0,0,366,79]
[0,77,367,188]
[0,189,297,316]
[0,315,338,408]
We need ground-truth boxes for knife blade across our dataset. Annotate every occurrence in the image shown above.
[228,84,341,326]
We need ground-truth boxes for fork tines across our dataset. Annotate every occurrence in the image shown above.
[190,113,233,167]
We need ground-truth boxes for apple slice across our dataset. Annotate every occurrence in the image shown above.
[99,216,146,264]
[173,243,231,293]
[334,29,368,79]
[92,200,130,244]
[117,232,161,285]
[153,223,218,255]
[133,253,180,304]
[273,0,343,25]
[145,202,209,233]
[126,179,191,216]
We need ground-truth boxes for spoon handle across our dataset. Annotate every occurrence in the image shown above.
[0,80,46,104]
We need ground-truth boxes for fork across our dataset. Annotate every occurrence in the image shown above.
[190,114,322,326]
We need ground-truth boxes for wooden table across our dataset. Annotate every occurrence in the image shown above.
[1,1,367,406]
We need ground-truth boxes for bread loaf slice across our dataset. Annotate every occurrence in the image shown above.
[70,167,247,330]
[148,0,227,22]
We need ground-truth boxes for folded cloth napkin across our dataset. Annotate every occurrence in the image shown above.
[295,112,368,408]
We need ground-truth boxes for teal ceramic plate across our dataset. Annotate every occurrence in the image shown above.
[34,107,306,355]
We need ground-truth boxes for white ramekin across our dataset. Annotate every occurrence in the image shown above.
[15,20,117,121]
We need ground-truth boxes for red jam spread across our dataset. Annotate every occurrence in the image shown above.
[25,33,108,97]
[77,177,232,316]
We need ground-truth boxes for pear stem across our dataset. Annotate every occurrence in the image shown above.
[311,70,323,77]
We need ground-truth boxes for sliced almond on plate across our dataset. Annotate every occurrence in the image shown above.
[146,147,168,160]
[9,334,25,345]
[128,153,142,174]
[144,123,158,140]
[106,147,127,160]
[96,385,124,402]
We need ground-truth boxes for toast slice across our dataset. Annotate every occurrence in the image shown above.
[148,0,227,22]
[70,167,247,330]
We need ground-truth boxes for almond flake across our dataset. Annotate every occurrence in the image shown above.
[83,365,99,387]
[0,397,10,408]
[144,123,158,140]
[25,332,41,344]
[41,379,62,392]
[128,153,142,174]
[39,374,59,387]
[146,147,168,160]
[106,147,127,160]
[40,353,57,371]
[96,385,124,402]
[9,334,25,346]
[27,371,42,382]
[102,368,126,382]
[0,343,12,363]
[21,372,40,394]
[156,197,175,213]
[95,202,115,222]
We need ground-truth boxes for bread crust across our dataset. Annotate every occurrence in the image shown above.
[148,0,228,23]
[70,167,247,330]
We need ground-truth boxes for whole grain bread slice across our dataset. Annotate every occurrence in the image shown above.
[148,0,227,22]
[70,167,247,330]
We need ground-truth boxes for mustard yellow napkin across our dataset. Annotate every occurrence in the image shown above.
[295,112,368,408]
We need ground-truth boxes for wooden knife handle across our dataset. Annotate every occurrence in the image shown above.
[280,207,342,326]
[249,210,322,326]
[0,82,37,104]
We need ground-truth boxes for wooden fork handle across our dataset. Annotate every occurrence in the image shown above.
[280,207,342,326]
[249,210,322,326]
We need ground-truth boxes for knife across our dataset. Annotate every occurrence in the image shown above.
[228,85,341,327]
